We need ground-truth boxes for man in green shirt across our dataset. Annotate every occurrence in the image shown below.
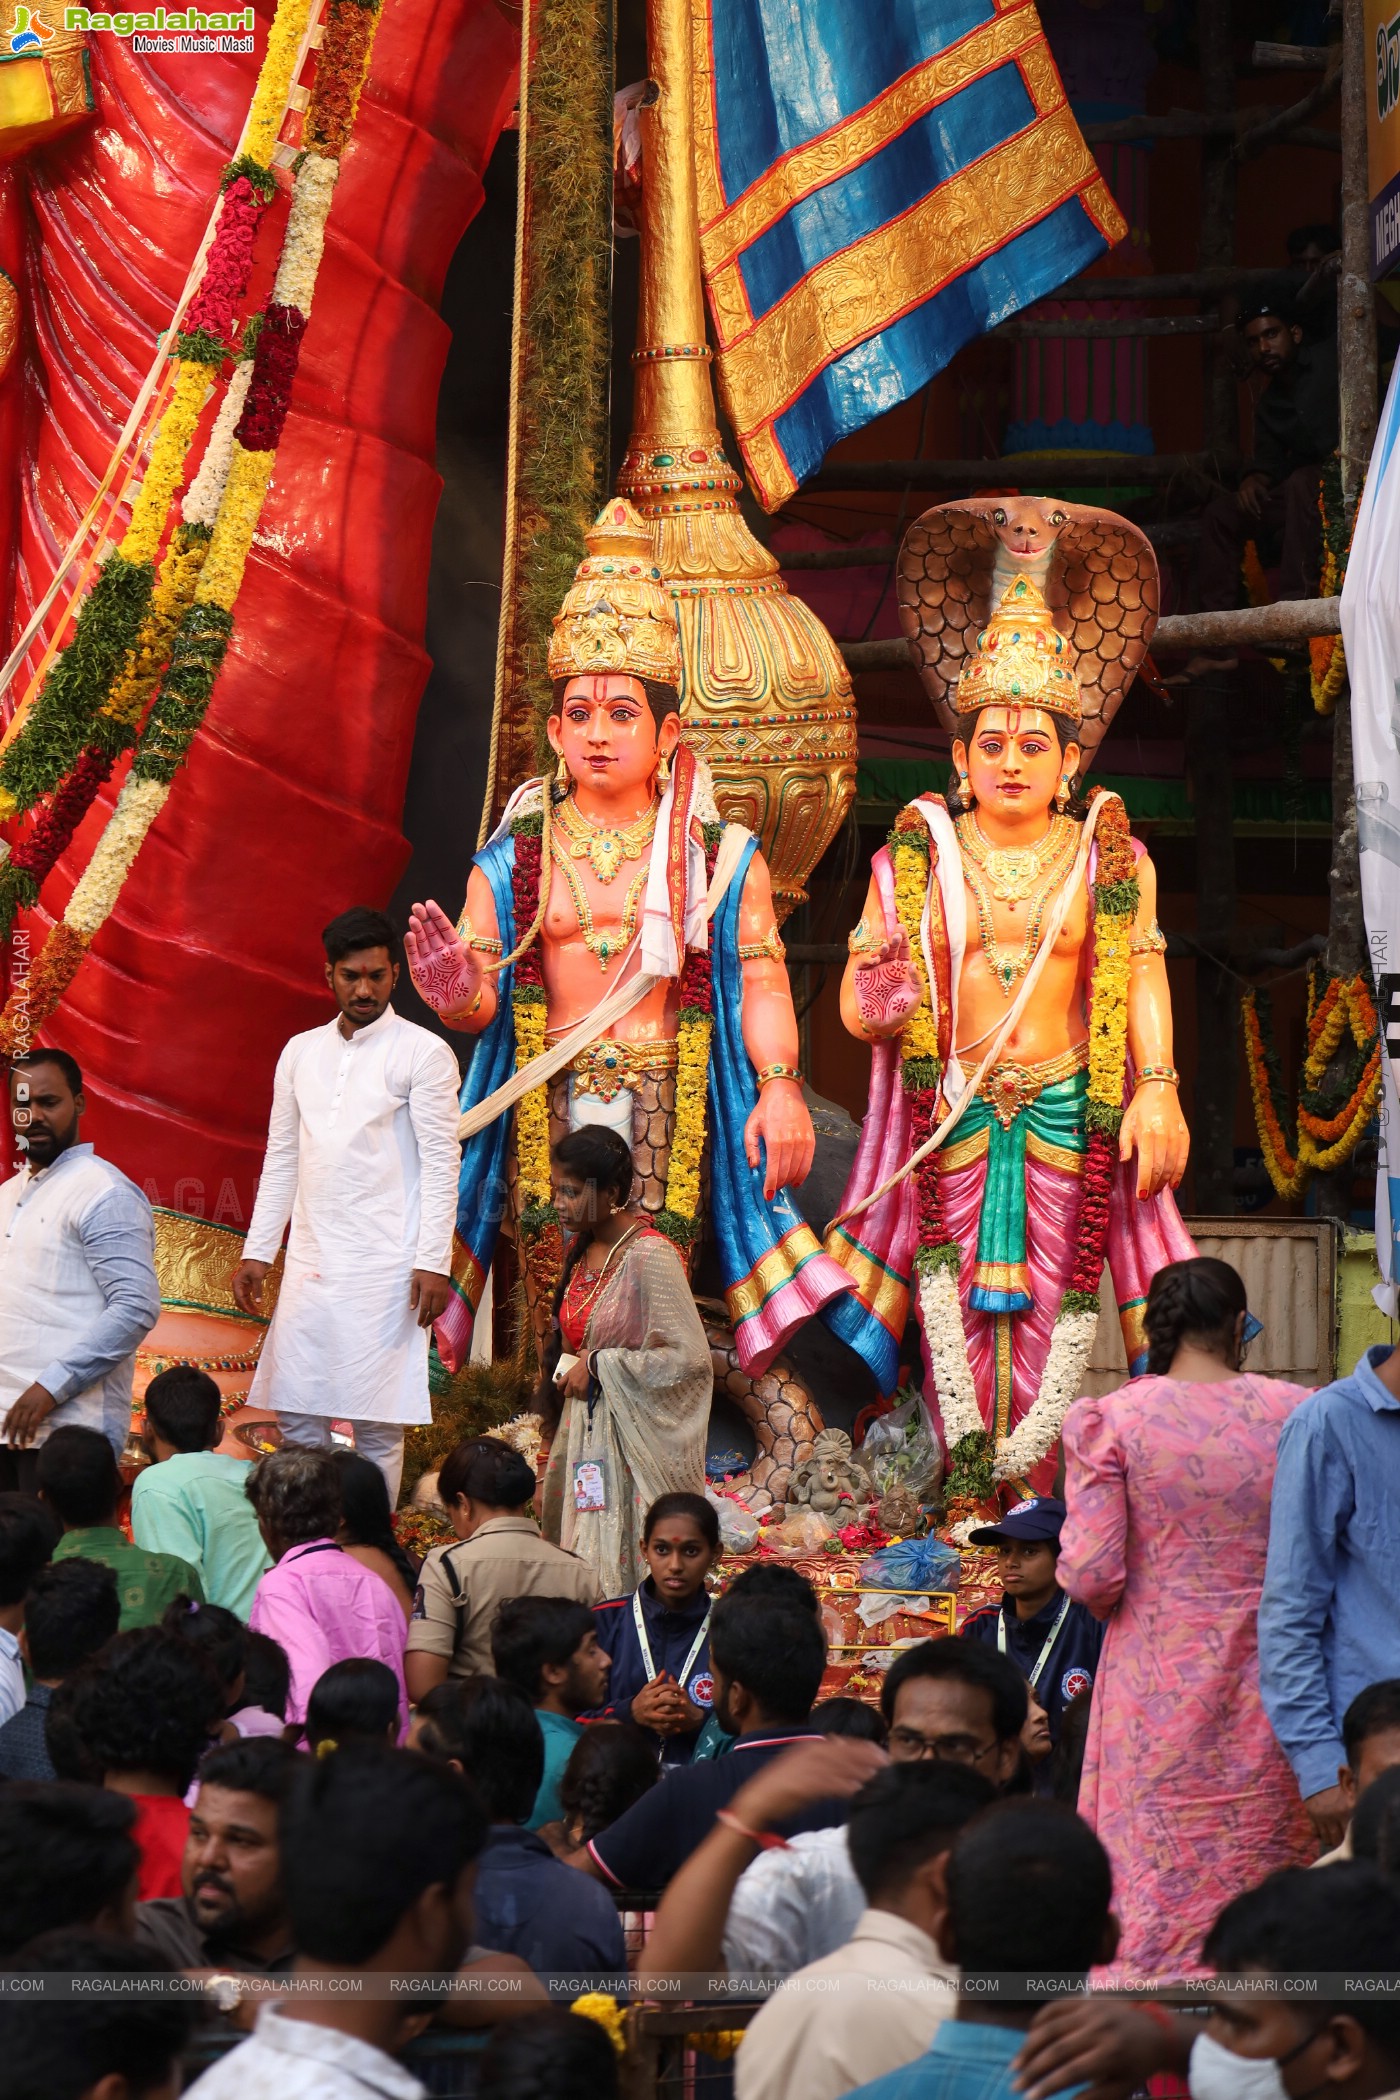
[492,1595,611,1830]
[130,1367,269,1620]
[37,1425,204,1631]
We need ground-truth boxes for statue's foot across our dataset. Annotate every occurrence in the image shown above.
[698,1300,825,1504]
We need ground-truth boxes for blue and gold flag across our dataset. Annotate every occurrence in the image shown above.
[692,0,1126,509]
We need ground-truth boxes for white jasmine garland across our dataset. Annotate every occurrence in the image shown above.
[916,1261,983,1451]
[990,1304,1099,1481]
[183,360,255,528]
[270,155,339,316]
[64,776,171,937]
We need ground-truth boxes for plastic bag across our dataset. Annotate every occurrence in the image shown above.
[771,1507,838,1555]
[857,1536,961,1594]
[707,1488,761,1554]
[859,1394,942,1505]
[856,1590,931,1629]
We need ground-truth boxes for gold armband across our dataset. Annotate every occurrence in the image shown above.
[1129,920,1167,956]
[458,915,503,957]
[756,1063,803,1089]
[738,927,786,963]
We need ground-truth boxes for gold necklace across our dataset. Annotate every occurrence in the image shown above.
[555,792,659,884]
[552,842,649,971]
[957,813,1078,901]
[955,811,1080,997]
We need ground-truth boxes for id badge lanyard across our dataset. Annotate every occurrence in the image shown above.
[633,1589,712,1695]
[573,1374,609,1513]
[998,1591,1072,1689]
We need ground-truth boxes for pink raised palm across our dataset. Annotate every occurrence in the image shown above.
[854,925,922,1034]
[405,899,483,1021]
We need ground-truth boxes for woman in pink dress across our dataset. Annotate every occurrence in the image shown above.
[1058,1257,1314,1979]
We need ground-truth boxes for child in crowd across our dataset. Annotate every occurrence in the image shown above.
[0,1492,59,1724]
[304,1658,402,1755]
[50,1626,226,1900]
[0,1560,119,1782]
[961,1498,1103,1749]
[133,1366,269,1617]
[229,1629,292,1739]
[591,1491,719,1766]
[554,1719,659,1849]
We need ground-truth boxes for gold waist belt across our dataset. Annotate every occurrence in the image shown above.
[975,1041,1089,1128]
[548,1035,680,1103]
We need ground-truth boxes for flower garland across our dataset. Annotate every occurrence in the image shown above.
[889,796,1134,1499]
[1310,456,1351,716]
[0,0,382,1046]
[991,797,1135,1485]
[654,825,721,1248]
[508,807,560,1284]
[1242,966,1381,1199]
[887,809,990,1506]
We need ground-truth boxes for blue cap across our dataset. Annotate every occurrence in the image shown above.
[966,1495,1066,1546]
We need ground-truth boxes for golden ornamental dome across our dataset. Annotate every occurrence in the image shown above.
[547,498,684,689]
[954,575,1082,726]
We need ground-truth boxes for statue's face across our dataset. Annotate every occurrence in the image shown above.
[955,707,1079,820]
[548,674,679,801]
[989,500,1067,562]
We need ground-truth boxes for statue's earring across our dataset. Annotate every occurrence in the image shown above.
[657,750,671,793]
[956,768,972,806]
[555,749,570,792]
[1055,774,1071,812]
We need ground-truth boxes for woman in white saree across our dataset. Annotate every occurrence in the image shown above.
[539,1128,712,1596]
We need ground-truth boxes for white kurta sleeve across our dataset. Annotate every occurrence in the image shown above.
[242,1042,302,1263]
[409,1034,462,1272]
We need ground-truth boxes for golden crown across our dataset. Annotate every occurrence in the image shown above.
[547,498,683,688]
[954,575,1082,726]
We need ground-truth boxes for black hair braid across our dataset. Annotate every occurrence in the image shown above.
[1143,1256,1247,1375]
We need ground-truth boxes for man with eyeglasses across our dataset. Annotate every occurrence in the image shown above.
[634,1637,1028,1984]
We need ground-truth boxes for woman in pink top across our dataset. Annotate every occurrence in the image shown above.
[246,1449,408,1732]
[1058,1256,1314,1981]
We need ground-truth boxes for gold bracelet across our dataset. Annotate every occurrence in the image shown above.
[755,1063,803,1089]
[738,927,786,963]
[1135,1063,1179,1087]
[1129,921,1167,956]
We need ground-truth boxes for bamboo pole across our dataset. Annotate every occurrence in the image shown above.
[805,452,1230,492]
[837,598,1341,672]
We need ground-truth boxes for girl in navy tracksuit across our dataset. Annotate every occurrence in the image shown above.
[591,1492,721,1767]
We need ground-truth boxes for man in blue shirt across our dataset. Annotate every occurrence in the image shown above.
[961,1500,1103,1751]
[445,1676,626,1977]
[845,1797,1117,2100]
[1259,1344,1400,1849]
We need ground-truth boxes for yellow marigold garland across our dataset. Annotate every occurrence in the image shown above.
[121,363,214,566]
[196,446,277,612]
[243,0,317,164]
[664,1008,712,1222]
[100,522,212,730]
[512,991,553,1210]
[890,826,940,1068]
[1242,968,1381,1199]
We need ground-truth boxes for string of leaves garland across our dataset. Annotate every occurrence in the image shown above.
[0,0,383,1050]
[889,795,1133,1512]
[1242,966,1381,1201]
[1310,455,1350,715]
[0,0,315,882]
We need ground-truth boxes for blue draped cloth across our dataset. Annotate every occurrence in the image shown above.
[691,0,1125,507]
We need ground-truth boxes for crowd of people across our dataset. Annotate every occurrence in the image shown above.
[4,914,1400,2100]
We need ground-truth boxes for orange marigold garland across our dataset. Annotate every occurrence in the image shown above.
[1310,457,1351,716]
[1242,966,1381,1200]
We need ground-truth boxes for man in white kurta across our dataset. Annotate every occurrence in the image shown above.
[234,910,462,1502]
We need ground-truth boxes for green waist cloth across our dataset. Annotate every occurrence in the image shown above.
[959,1068,1088,1314]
